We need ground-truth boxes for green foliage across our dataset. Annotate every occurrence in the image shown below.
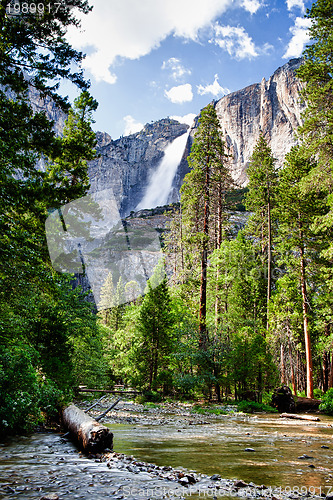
[236,400,277,414]
[297,0,333,183]
[0,1,105,433]
[191,405,228,415]
[135,264,175,390]
[319,388,333,415]
[0,346,67,434]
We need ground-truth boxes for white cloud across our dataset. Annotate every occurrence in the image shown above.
[211,24,272,59]
[162,57,191,81]
[283,17,311,58]
[165,84,193,104]
[241,0,262,14]
[123,115,144,135]
[212,25,258,59]
[197,74,230,97]
[170,113,197,126]
[66,0,233,84]
[286,0,305,13]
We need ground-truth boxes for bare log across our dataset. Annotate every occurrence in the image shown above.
[280,413,320,421]
[84,395,107,413]
[62,404,113,452]
[95,398,121,422]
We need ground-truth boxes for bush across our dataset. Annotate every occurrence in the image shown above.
[237,400,277,413]
[139,390,162,403]
[191,405,228,415]
[319,388,333,415]
[0,346,69,435]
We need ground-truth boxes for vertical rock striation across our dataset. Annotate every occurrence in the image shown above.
[22,58,305,214]
[213,58,304,185]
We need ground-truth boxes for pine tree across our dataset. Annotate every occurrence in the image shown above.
[47,91,98,205]
[245,134,278,329]
[180,104,231,346]
[274,146,327,398]
[137,273,175,390]
[297,0,333,186]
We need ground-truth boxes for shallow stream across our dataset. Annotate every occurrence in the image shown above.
[1,411,333,499]
[107,412,333,495]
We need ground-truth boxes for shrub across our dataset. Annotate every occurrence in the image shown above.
[319,388,333,415]
[237,400,277,413]
[0,346,69,434]
[191,405,228,415]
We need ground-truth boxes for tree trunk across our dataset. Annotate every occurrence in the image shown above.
[62,405,113,452]
[280,413,320,422]
[288,334,297,396]
[199,159,210,348]
[323,350,329,393]
[266,196,272,331]
[280,343,286,384]
[299,215,313,399]
[329,352,333,389]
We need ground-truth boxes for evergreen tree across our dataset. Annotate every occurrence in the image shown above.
[245,134,278,329]
[180,104,231,346]
[297,0,333,186]
[47,91,98,205]
[274,146,327,398]
[136,264,175,390]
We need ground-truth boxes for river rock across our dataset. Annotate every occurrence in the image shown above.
[40,494,59,500]
[234,480,249,488]
[245,448,255,452]
[210,474,221,481]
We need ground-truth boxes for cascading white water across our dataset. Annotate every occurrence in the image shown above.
[136,129,190,210]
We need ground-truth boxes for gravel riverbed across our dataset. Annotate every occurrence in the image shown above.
[0,399,330,500]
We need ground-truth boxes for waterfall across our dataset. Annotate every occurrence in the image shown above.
[136,129,190,210]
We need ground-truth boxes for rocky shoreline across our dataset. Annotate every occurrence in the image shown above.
[71,398,330,500]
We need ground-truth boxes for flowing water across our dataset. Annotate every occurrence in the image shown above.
[1,413,333,499]
[107,413,333,495]
[136,130,190,210]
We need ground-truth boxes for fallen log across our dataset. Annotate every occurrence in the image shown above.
[62,404,113,452]
[95,398,121,422]
[280,413,320,422]
[84,395,108,413]
[295,397,321,412]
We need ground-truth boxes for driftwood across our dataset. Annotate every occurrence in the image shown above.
[62,404,113,452]
[95,398,121,422]
[76,388,140,394]
[280,413,320,422]
[84,395,108,413]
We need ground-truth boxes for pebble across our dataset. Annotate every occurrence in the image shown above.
[245,448,255,452]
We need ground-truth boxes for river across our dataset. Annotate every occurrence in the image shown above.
[1,405,332,499]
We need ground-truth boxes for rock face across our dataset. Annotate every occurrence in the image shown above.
[213,58,304,185]
[24,58,304,215]
[88,120,188,216]
[87,58,304,215]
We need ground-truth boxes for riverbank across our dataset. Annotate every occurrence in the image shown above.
[1,399,332,499]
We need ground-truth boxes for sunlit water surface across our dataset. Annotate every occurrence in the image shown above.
[107,413,333,493]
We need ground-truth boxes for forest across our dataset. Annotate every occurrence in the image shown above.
[1,0,333,435]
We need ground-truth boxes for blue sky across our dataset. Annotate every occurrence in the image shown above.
[65,0,312,139]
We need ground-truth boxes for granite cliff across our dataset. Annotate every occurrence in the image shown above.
[213,57,304,185]
[26,58,304,215]
[88,119,189,216]
[88,58,304,214]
